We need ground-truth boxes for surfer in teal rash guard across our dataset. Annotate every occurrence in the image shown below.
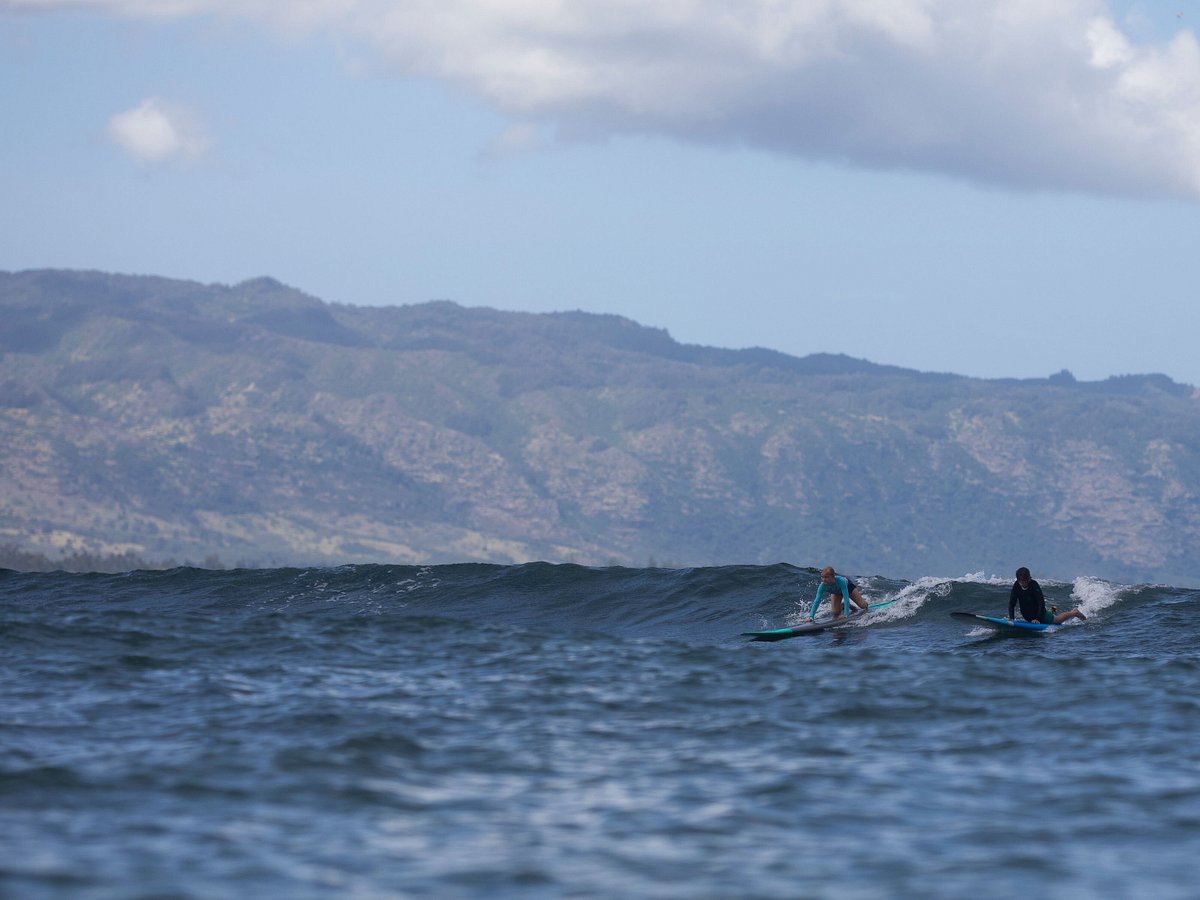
[1008,567,1087,624]
[809,566,869,620]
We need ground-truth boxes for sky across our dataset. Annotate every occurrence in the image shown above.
[2,1,1200,385]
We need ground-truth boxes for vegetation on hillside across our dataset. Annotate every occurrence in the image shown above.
[2,268,1197,582]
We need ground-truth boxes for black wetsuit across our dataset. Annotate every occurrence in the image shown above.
[1008,579,1048,623]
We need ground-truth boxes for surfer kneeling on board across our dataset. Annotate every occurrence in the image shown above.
[810,566,869,621]
[1008,567,1087,625]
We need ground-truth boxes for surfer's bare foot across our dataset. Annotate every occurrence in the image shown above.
[1075,608,1087,621]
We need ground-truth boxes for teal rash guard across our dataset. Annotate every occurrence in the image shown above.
[810,575,857,618]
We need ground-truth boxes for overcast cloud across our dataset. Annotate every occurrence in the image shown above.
[11,0,1200,198]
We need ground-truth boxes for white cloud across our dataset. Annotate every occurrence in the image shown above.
[106,98,210,164]
[15,0,1200,197]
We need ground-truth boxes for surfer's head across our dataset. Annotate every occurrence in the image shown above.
[1015,566,1031,585]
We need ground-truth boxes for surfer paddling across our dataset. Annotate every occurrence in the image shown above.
[809,566,869,621]
[1008,567,1087,625]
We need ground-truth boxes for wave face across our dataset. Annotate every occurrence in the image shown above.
[2,564,1197,897]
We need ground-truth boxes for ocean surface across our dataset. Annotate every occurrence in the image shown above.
[2,563,1197,899]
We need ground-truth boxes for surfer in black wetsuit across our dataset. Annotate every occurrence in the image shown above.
[1008,567,1087,624]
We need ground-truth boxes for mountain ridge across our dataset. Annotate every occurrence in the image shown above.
[3,268,1197,583]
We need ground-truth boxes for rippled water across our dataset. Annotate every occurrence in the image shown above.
[2,564,1197,897]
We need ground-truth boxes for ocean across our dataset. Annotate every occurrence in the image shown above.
[2,563,1197,899]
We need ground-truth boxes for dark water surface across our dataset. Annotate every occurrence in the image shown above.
[2,563,1197,898]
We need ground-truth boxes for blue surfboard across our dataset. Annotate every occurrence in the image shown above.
[951,611,1057,634]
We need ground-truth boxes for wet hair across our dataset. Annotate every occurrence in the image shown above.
[820,566,835,578]
[1015,567,1031,580]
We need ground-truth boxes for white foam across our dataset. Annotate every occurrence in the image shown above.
[867,573,999,622]
[1069,575,1126,616]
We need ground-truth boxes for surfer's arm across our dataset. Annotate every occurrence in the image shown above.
[809,583,827,619]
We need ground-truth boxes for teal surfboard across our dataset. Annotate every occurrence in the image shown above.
[743,600,895,642]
